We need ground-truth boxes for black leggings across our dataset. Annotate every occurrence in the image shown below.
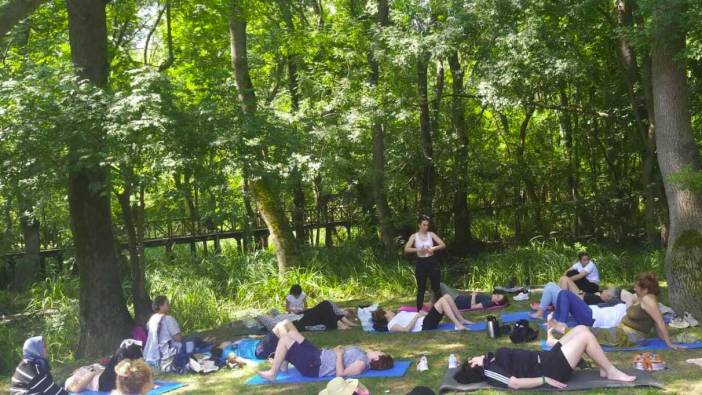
[416,255,441,310]
[293,301,342,330]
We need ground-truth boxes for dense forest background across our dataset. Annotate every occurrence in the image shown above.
[1,0,702,363]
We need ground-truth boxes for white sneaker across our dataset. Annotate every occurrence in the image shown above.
[669,317,690,329]
[448,354,458,369]
[684,312,699,327]
[417,356,429,372]
[514,291,529,301]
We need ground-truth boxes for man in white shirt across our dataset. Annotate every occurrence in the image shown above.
[559,252,600,294]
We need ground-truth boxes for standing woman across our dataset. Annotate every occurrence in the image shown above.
[404,215,447,311]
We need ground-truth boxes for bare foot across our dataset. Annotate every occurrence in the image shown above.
[604,367,636,382]
[257,369,277,382]
[546,313,566,334]
[600,368,607,378]
[454,325,468,331]
[337,321,350,330]
[461,319,474,325]
[546,328,558,348]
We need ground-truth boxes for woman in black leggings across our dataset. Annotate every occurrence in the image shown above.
[293,301,357,330]
[404,215,446,311]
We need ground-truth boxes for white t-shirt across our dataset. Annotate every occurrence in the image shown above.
[388,311,424,332]
[286,292,306,312]
[591,303,627,328]
[143,313,181,364]
[570,260,600,284]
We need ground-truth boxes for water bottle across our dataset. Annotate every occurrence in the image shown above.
[448,354,458,369]
[486,315,499,339]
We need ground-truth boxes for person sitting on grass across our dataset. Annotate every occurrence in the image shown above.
[286,284,307,314]
[112,359,154,395]
[558,251,600,294]
[454,325,635,390]
[371,294,473,332]
[143,295,183,371]
[256,319,394,382]
[530,282,621,319]
[11,336,68,395]
[440,283,509,310]
[64,339,143,393]
[547,273,680,349]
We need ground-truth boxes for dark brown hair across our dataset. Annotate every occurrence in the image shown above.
[370,354,394,370]
[578,251,589,260]
[152,295,168,313]
[494,294,509,306]
[371,309,389,332]
[418,215,431,225]
[636,272,660,295]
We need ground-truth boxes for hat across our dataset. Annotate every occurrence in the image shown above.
[319,377,359,395]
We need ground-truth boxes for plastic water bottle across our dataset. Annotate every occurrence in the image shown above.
[448,354,458,369]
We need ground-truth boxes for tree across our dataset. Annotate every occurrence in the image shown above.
[65,0,133,357]
[651,0,702,317]
[0,0,47,39]
[228,0,301,271]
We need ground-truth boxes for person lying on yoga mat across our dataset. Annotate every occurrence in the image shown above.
[558,251,600,294]
[454,325,635,390]
[440,283,509,310]
[209,332,279,366]
[256,319,394,382]
[64,339,143,393]
[547,273,680,349]
[530,282,621,319]
[258,300,357,331]
[371,294,473,332]
[11,336,68,395]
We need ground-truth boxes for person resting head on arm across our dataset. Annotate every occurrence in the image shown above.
[454,325,635,390]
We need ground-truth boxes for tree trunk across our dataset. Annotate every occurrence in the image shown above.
[229,0,300,270]
[614,0,662,245]
[558,87,581,236]
[448,52,472,253]
[368,0,396,258]
[14,206,40,290]
[651,0,702,318]
[66,0,133,357]
[0,0,47,39]
[116,177,151,326]
[417,53,435,215]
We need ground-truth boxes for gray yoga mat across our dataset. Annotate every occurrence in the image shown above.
[438,367,663,393]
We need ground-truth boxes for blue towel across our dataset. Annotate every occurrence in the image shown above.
[245,360,412,385]
[540,338,702,352]
[71,380,185,395]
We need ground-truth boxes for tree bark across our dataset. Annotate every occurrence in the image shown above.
[614,0,663,245]
[66,0,133,357]
[651,0,702,318]
[14,206,40,290]
[417,53,435,215]
[0,0,46,40]
[368,0,396,258]
[448,52,472,253]
[229,0,301,270]
[558,87,582,236]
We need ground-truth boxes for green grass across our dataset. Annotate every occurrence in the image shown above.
[2,241,701,393]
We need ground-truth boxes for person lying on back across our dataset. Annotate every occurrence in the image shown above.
[440,283,509,310]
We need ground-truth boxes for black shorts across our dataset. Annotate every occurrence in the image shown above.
[540,342,573,383]
[566,270,599,293]
[421,306,443,331]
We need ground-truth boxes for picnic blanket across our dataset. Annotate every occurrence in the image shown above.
[245,360,412,385]
[71,381,185,395]
[438,367,663,393]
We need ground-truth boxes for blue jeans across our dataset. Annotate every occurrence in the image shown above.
[554,290,594,326]
[539,282,561,311]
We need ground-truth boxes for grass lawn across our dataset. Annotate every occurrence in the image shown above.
[5,292,702,394]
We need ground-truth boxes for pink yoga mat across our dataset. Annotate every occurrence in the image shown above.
[398,303,506,313]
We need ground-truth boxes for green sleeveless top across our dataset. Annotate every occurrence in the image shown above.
[621,303,654,334]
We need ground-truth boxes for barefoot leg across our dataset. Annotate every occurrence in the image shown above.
[257,332,303,381]
[434,297,468,328]
[559,326,636,382]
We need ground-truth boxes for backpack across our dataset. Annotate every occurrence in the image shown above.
[509,319,538,343]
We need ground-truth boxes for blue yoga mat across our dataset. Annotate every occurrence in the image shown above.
[245,360,412,385]
[71,380,185,395]
[540,338,702,352]
[372,311,533,333]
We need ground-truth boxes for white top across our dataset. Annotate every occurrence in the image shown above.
[143,313,181,364]
[286,292,306,311]
[591,303,627,328]
[414,232,434,257]
[570,260,600,284]
[388,311,424,332]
